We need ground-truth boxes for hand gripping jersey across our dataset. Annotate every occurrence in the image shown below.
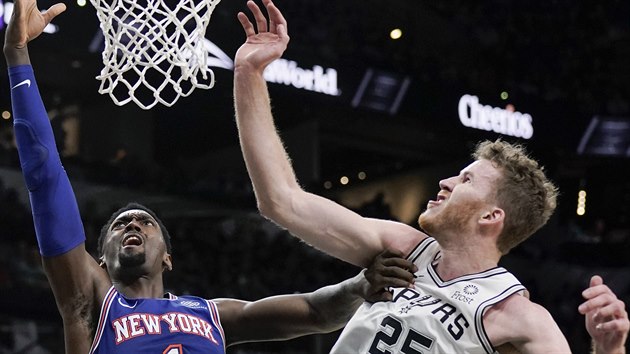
[331,237,525,354]
[89,286,225,354]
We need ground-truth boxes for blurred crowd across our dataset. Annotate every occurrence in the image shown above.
[1,172,629,353]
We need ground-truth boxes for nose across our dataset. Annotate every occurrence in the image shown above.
[124,219,142,232]
[439,176,456,192]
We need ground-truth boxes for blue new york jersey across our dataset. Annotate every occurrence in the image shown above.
[89,286,225,354]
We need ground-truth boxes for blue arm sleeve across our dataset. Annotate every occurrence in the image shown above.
[9,65,85,257]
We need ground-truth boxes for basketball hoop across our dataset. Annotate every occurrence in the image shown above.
[90,0,222,109]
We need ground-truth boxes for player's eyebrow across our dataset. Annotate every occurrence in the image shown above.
[110,212,156,229]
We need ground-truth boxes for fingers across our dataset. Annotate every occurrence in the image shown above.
[379,265,415,283]
[595,318,630,333]
[365,249,417,290]
[379,275,414,289]
[594,301,627,322]
[265,0,288,35]
[371,290,393,302]
[246,0,267,33]
[380,256,418,273]
[579,292,617,314]
[41,3,67,24]
[582,275,615,301]
[590,275,603,288]
[377,249,418,272]
[237,12,255,37]
[238,0,288,41]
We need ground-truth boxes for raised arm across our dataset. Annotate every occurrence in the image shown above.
[4,0,109,349]
[216,250,417,345]
[233,0,425,267]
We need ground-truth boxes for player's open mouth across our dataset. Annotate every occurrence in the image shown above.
[122,233,144,247]
[428,194,447,208]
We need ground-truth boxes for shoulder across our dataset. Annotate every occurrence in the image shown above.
[368,218,429,257]
[490,294,554,325]
[483,294,569,351]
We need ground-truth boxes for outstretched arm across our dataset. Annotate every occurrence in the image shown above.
[233,0,425,267]
[4,0,109,350]
[579,275,629,354]
[216,250,417,345]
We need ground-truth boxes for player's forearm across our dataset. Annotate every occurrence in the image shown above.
[304,272,365,332]
[233,67,302,219]
[9,65,85,257]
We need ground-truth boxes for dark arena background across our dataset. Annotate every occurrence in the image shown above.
[1,0,629,352]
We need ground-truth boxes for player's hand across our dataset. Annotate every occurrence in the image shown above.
[357,250,418,303]
[578,275,629,354]
[4,0,66,50]
[235,0,289,73]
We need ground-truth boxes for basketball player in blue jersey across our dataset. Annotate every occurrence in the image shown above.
[3,0,422,353]
[233,0,629,353]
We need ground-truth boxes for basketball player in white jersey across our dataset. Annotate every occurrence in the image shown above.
[233,1,629,353]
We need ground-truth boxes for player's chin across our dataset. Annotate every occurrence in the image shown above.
[119,250,147,268]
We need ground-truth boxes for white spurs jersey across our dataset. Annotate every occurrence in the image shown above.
[331,237,525,354]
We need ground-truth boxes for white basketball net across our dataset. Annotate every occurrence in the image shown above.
[91,0,222,109]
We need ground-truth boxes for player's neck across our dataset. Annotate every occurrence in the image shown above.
[113,275,165,299]
[433,244,500,281]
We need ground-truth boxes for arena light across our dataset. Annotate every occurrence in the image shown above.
[0,0,4,31]
[390,28,402,40]
[576,190,586,216]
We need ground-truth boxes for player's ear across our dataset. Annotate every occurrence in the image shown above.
[479,207,504,225]
[163,253,173,272]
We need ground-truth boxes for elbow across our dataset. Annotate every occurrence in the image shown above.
[257,198,291,227]
[255,187,299,224]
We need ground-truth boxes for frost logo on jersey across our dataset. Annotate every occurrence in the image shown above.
[451,291,474,305]
[112,312,219,345]
[463,285,479,295]
[180,300,204,309]
[451,284,479,305]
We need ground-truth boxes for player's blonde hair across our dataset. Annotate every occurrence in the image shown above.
[473,140,558,255]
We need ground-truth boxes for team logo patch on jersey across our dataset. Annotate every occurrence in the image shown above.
[463,285,479,295]
[451,285,478,305]
[180,300,204,309]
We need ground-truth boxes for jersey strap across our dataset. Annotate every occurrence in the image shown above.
[475,283,526,353]
[89,286,117,354]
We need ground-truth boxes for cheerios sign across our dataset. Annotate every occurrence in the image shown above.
[458,94,533,139]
